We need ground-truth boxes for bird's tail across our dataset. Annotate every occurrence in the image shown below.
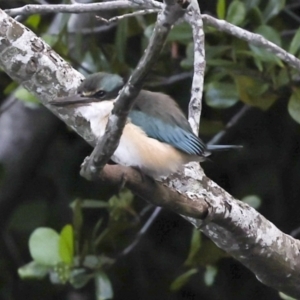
[206,145,243,152]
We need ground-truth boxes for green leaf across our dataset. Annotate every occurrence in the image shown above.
[234,75,278,110]
[263,0,285,22]
[198,119,224,136]
[25,15,41,30]
[245,0,261,10]
[3,81,17,95]
[115,19,128,63]
[205,45,231,60]
[80,200,109,209]
[226,1,246,26]
[217,0,226,19]
[14,87,39,105]
[18,261,50,280]
[255,25,282,46]
[289,28,300,55]
[144,24,155,40]
[241,195,261,209]
[59,225,74,265]
[249,25,283,66]
[288,89,300,124]
[70,269,92,289]
[206,59,236,67]
[42,34,60,47]
[167,23,192,44]
[71,199,83,240]
[170,269,198,292]
[29,228,61,266]
[95,271,113,300]
[279,292,297,300]
[108,189,134,220]
[275,68,289,88]
[184,229,202,266]
[204,265,218,286]
[205,81,239,109]
[247,6,263,26]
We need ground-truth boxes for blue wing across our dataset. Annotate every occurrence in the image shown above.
[129,110,207,156]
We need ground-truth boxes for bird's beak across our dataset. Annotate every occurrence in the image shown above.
[49,95,99,107]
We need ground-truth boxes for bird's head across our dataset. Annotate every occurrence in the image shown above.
[50,72,124,106]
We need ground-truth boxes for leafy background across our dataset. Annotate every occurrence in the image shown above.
[0,0,300,299]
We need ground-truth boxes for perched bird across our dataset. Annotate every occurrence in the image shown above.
[50,72,240,178]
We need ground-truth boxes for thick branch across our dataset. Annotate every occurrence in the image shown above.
[102,164,300,298]
[100,165,208,219]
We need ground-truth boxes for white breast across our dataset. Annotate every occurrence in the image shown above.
[76,101,113,138]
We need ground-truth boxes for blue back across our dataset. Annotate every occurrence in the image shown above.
[129,91,207,156]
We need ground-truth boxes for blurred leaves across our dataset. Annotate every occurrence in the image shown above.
[234,75,278,110]
[249,25,283,68]
[29,228,61,266]
[262,0,285,22]
[59,225,74,265]
[167,23,193,44]
[25,14,41,30]
[216,0,226,19]
[14,87,39,105]
[18,261,50,280]
[226,1,246,26]
[288,88,300,124]
[279,292,297,300]
[205,81,239,108]
[184,229,202,266]
[289,28,300,55]
[170,268,198,292]
[241,195,262,209]
[95,271,113,300]
[204,265,218,286]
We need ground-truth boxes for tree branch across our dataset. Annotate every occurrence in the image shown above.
[5,1,163,17]
[184,0,205,134]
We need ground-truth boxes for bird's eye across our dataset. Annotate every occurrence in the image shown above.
[94,90,106,98]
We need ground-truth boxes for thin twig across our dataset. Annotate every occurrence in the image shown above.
[96,8,160,23]
[146,71,193,87]
[202,14,300,72]
[119,207,162,257]
[208,105,251,145]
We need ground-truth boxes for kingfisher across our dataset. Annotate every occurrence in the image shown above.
[50,72,240,178]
